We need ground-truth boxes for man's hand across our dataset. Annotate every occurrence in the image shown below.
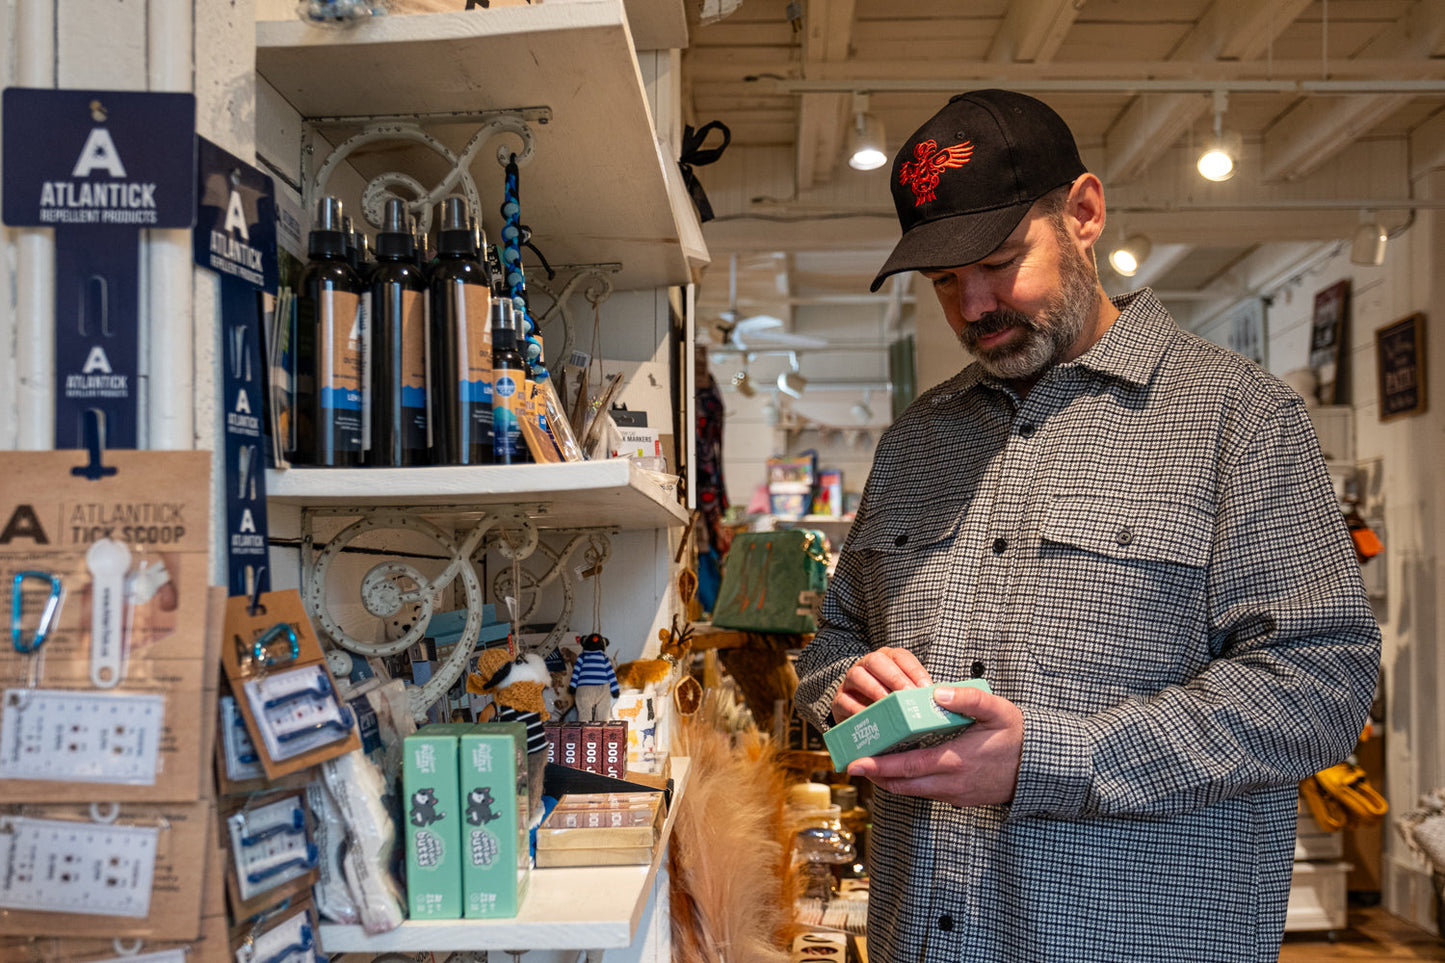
[845,684,1024,808]
[831,646,933,723]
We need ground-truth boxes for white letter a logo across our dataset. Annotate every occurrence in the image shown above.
[224,190,250,241]
[72,128,128,178]
[82,346,113,374]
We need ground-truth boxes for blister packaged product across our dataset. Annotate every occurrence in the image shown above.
[306,777,360,925]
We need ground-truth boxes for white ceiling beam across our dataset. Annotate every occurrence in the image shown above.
[795,0,855,190]
[987,0,1081,64]
[1263,2,1445,181]
[1262,94,1416,182]
[1104,0,1310,184]
[790,58,1445,83]
[1409,108,1445,180]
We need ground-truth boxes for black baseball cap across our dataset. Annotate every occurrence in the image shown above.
[869,89,1087,292]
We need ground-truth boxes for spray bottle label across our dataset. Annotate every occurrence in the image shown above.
[400,289,429,452]
[454,281,494,410]
[491,364,524,459]
[320,287,364,451]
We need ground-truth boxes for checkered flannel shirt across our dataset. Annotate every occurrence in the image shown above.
[794,289,1381,963]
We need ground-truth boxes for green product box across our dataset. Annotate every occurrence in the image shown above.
[403,725,465,919]
[823,678,992,771]
[458,722,532,919]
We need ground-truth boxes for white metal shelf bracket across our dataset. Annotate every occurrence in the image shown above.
[301,107,549,235]
[531,263,619,369]
[299,505,610,720]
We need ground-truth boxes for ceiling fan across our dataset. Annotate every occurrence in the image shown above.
[710,254,829,352]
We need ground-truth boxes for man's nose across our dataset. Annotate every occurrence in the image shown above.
[956,271,997,323]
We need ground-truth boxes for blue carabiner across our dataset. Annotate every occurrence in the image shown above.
[254,623,300,667]
[11,572,64,654]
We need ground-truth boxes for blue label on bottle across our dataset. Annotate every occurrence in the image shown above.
[321,385,363,411]
[495,375,517,398]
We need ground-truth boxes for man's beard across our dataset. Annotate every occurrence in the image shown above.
[958,240,1100,381]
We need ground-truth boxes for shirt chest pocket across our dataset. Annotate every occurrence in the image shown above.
[846,507,964,652]
[1028,495,1213,687]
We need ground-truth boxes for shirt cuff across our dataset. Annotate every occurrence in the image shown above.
[1011,705,1092,820]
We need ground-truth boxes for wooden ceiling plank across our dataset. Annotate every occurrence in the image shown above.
[796,0,856,189]
[1104,0,1311,184]
[987,0,1083,63]
[1262,1,1445,180]
[1409,108,1445,180]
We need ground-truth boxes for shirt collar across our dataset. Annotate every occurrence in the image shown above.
[930,287,1172,406]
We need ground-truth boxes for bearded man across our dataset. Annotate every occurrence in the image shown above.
[793,90,1380,963]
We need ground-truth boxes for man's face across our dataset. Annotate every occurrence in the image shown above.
[921,204,1099,382]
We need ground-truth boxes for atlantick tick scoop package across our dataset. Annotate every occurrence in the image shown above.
[823,678,992,771]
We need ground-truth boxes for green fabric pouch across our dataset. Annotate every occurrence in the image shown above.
[710,529,828,634]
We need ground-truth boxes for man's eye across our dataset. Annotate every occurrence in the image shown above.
[982,257,1016,271]
[929,274,954,288]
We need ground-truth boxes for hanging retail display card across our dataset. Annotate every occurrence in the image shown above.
[0,816,159,918]
[194,137,276,598]
[0,688,164,784]
[0,449,212,803]
[222,590,361,781]
[2,88,196,449]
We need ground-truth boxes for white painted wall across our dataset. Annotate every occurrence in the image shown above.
[1214,181,1445,931]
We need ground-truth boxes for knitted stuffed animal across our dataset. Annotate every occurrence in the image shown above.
[569,632,620,722]
[469,648,551,825]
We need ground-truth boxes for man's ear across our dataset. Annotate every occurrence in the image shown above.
[1065,173,1107,254]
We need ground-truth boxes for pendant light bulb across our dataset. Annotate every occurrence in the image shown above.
[1197,91,1240,182]
[847,92,888,171]
[1108,235,1152,278]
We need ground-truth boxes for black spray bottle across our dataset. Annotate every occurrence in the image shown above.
[429,196,494,464]
[369,198,430,466]
[490,298,527,464]
[295,196,366,466]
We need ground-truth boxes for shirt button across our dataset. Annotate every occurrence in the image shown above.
[938,914,955,932]
[991,537,1007,554]
[894,534,909,547]
[970,660,986,678]
[1116,528,1133,546]
[1018,422,1036,437]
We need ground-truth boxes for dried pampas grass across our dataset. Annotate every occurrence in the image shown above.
[670,683,795,963]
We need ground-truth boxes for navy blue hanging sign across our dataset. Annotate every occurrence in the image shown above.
[194,136,277,598]
[2,87,196,449]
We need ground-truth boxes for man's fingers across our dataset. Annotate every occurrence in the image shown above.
[934,684,1003,722]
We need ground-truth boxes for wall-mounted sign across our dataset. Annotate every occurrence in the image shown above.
[194,137,277,598]
[1376,312,1426,422]
[1309,280,1351,405]
[2,87,196,449]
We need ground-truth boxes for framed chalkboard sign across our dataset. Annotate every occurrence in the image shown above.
[1376,313,1426,421]
[1310,280,1350,404]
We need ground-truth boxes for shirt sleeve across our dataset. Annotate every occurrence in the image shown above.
[1011,397,1381,820]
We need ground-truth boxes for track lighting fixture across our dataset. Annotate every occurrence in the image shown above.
[847,92,887,171]
[1108,235,1152,278]
[1350,211,1388,267]
[777,353,808,398]
[1197,90,1241,182]
[851,388,874,423]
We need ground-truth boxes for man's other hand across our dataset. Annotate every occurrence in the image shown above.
[845,684,1024,807]
[830,646,933,723]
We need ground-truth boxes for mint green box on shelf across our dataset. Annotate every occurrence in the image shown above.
[458,722,531,919]
[823,678,992,771]
[403,725,466,919]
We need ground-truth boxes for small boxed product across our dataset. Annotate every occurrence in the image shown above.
[536,791,665,854]
[823,678,992,771]
[458,722,530,919]
[402,726,464,919]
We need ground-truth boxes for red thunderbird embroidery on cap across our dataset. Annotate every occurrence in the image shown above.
[899,139,974,206]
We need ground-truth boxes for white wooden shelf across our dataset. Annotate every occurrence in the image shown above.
[255,0,706,292]
[267,459,687,530]
[318,757,689,953]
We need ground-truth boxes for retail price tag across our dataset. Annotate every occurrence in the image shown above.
[0,815,159,917]
[0,688,163,784]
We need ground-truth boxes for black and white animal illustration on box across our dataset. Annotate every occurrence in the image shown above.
[409,787,444,826]
[465,786,501,825]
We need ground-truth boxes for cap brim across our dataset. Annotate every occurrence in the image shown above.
[869,200,1035,292]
